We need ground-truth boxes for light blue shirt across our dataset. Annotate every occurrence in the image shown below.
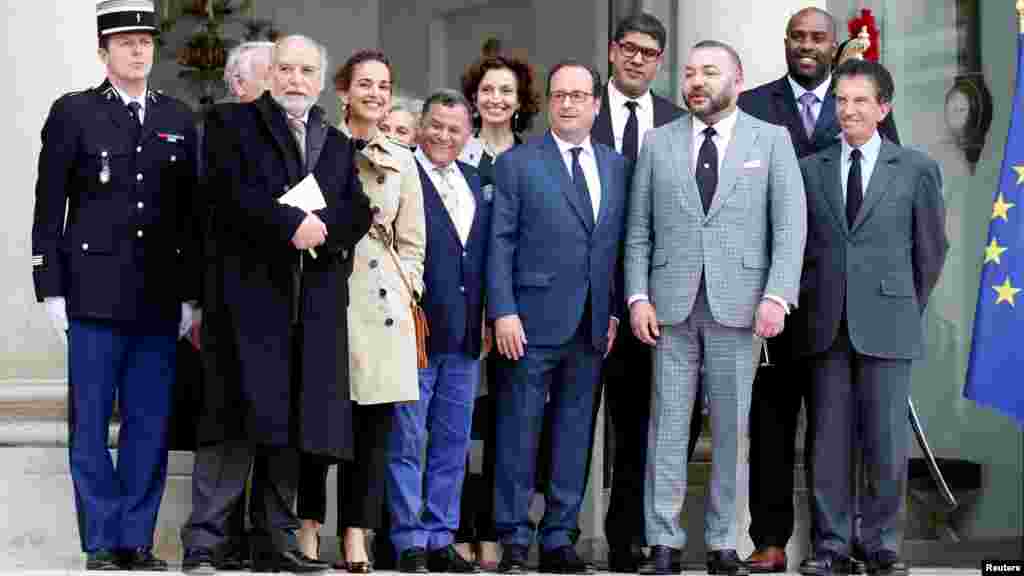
[840,130,882,203]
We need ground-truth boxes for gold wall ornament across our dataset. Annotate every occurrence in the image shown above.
[837,25,871,67]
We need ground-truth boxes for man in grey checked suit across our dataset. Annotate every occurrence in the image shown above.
[625,40,806,576]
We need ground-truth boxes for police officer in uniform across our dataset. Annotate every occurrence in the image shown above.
[31,0,198,570]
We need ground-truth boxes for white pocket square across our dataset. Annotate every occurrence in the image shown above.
[743,160,762,168]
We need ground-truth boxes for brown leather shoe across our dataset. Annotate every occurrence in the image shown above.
[744,547,787,573]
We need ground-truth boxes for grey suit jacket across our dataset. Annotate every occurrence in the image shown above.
[624,110,807,328]
[794,139,948,360]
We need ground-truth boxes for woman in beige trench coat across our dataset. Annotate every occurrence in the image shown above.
[296,49,425,572]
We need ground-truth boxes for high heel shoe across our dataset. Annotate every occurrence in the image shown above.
[333,529,374,573]
[297,520,321,560]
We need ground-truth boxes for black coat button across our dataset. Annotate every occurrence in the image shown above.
[379,288,387,298]
[385,318,394,327]
[369,259,378,268]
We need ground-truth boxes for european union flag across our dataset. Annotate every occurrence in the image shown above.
[964,33,1024,428]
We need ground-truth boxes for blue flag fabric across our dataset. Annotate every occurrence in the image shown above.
[964,35,1024,428]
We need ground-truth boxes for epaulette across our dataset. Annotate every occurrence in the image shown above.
[55,87,92,102]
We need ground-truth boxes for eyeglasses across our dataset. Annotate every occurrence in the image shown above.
[550,91,593,104]
[616,41,663,62]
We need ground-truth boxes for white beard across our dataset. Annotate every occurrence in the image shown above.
[273,93,315,117]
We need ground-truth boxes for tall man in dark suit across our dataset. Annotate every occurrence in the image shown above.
[627,40,805,576]
[736,9,900,572]
[31,1,197,569]
[387,89,490,574]
[180,34,372,574]
[796,60,947,576]
[589,14,689,572]
[490,59,629,575]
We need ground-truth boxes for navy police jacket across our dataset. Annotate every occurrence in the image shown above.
[31,79,199,324]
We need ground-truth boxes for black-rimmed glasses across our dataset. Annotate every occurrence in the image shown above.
[616,41,663,62]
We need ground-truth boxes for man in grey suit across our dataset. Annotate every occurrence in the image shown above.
[795,60,947,576]
[625,40,806,576]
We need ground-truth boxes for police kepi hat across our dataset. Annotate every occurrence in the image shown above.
[96,0,159,37]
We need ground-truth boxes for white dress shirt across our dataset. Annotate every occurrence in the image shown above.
[416,148,476,245]
[109,82,148,124]
[606,79,655,154]
[840,130,882,203]
[551,131,602,220]
[786,74,831,127]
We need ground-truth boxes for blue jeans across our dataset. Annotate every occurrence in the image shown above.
[387,353,479,552]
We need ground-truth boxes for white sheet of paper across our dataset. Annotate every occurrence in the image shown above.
[278,174,326,258]
[278,173,327,212]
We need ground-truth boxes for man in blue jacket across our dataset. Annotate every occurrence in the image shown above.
[386,89,491,574]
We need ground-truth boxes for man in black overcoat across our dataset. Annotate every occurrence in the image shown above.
[181,34,372,574]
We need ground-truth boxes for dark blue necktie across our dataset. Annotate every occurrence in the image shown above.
[622,100,639,165]
[846,148,863,228]
[570,147,595,228]
[696,126,718,213]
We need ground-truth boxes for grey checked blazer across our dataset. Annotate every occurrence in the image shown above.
[624,110,806,327]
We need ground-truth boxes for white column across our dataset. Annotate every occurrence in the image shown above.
[1,3,102,397]
[678,1,828,95]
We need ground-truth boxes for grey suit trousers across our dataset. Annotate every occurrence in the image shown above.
[646,283,755,551]
[181,442,300,552]
[809,321,911,556]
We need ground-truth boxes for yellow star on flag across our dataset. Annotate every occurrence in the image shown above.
[1014,165,1024,185]
[985,237,1009,264]
[993,276,1022,306]
[993,193,1016,222]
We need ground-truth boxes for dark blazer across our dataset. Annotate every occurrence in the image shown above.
[31,79,199,324]
[488,131,629,351]
[198,93,372,460]
[417,159,491,359]
[737,75,901,160]
[794,139,947,360]
[592,83,684,164]
[592,83,684,318]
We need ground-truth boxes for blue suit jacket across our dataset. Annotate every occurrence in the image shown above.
[419,159,491,359]
[488,131,628,351]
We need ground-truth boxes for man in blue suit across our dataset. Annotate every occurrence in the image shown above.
[387,89,491,574]
[489,59,629,574]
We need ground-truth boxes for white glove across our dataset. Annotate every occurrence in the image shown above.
[44,296,68,345]
[179,302,196,340]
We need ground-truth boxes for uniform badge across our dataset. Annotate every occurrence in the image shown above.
[158,132,184,143]
[32,255,45,269]
[99,150,111,184]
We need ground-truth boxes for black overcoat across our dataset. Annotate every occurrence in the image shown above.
[197,93,371,460]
